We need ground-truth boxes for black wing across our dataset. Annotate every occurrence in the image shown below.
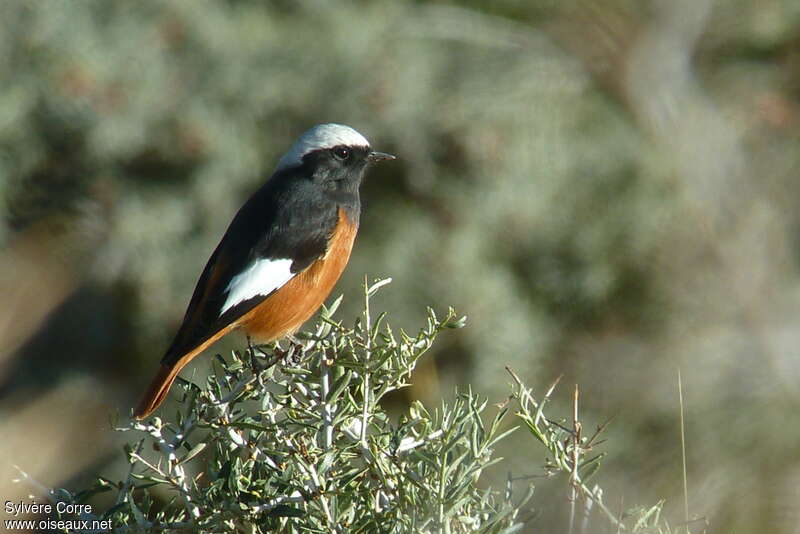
[161,175,338,366]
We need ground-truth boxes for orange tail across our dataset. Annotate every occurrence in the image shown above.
[133,326,234,419]
[133,363,183,419]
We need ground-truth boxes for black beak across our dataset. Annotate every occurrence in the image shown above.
[367,151,396,163]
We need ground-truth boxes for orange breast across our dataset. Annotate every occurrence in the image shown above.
[234,207,357,342]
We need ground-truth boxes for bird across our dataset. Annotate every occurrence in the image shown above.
[133,123,395,419]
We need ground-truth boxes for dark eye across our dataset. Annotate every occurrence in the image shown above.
[332,146,351,161]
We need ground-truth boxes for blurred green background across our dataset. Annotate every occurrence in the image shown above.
[1,0,799,531]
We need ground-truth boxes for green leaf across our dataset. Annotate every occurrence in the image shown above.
[327,369,353,403]
[366,277,392,296]
[130,473,169,484]
[180,442,207,464]
[267,505,305,518]
[444,314,468,329]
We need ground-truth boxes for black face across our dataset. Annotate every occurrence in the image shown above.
[303,145,370,176]
[301,145,372,192]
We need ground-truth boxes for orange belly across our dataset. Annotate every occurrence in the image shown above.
[234,208,357,341]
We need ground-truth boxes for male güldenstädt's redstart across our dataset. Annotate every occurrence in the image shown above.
[134,124,395,419]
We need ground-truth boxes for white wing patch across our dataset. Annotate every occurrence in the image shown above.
[219,257,295,316]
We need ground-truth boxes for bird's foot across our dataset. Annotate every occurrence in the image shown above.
[245,335,306,373]
[285,334,307,354]
[274,335,306,366]
[246,335,281,373]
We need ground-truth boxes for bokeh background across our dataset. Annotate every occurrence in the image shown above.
[1,0,799,531]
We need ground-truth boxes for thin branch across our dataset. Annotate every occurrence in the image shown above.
[678,368,690,532]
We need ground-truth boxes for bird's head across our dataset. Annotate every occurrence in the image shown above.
[275,124,395,189]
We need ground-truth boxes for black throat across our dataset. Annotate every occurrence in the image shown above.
[300,147,370,225]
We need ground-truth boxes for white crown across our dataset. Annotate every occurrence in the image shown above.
[276,124,371,171]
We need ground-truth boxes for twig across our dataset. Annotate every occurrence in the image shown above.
[117,440,144,507]
[678,368,690,532]
[361,276,372,448]
[139,416,201,520]
[581,486,594,534]
[250,490,306,514]
[320,349,334,449]
[568,384,581,534]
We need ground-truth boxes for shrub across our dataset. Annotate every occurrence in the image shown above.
[33,280,671,533]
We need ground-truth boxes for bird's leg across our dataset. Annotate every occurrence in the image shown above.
[246,334,264,374]
[247,335,280,373]
[251,335,305,372]
[248,334,278,359]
